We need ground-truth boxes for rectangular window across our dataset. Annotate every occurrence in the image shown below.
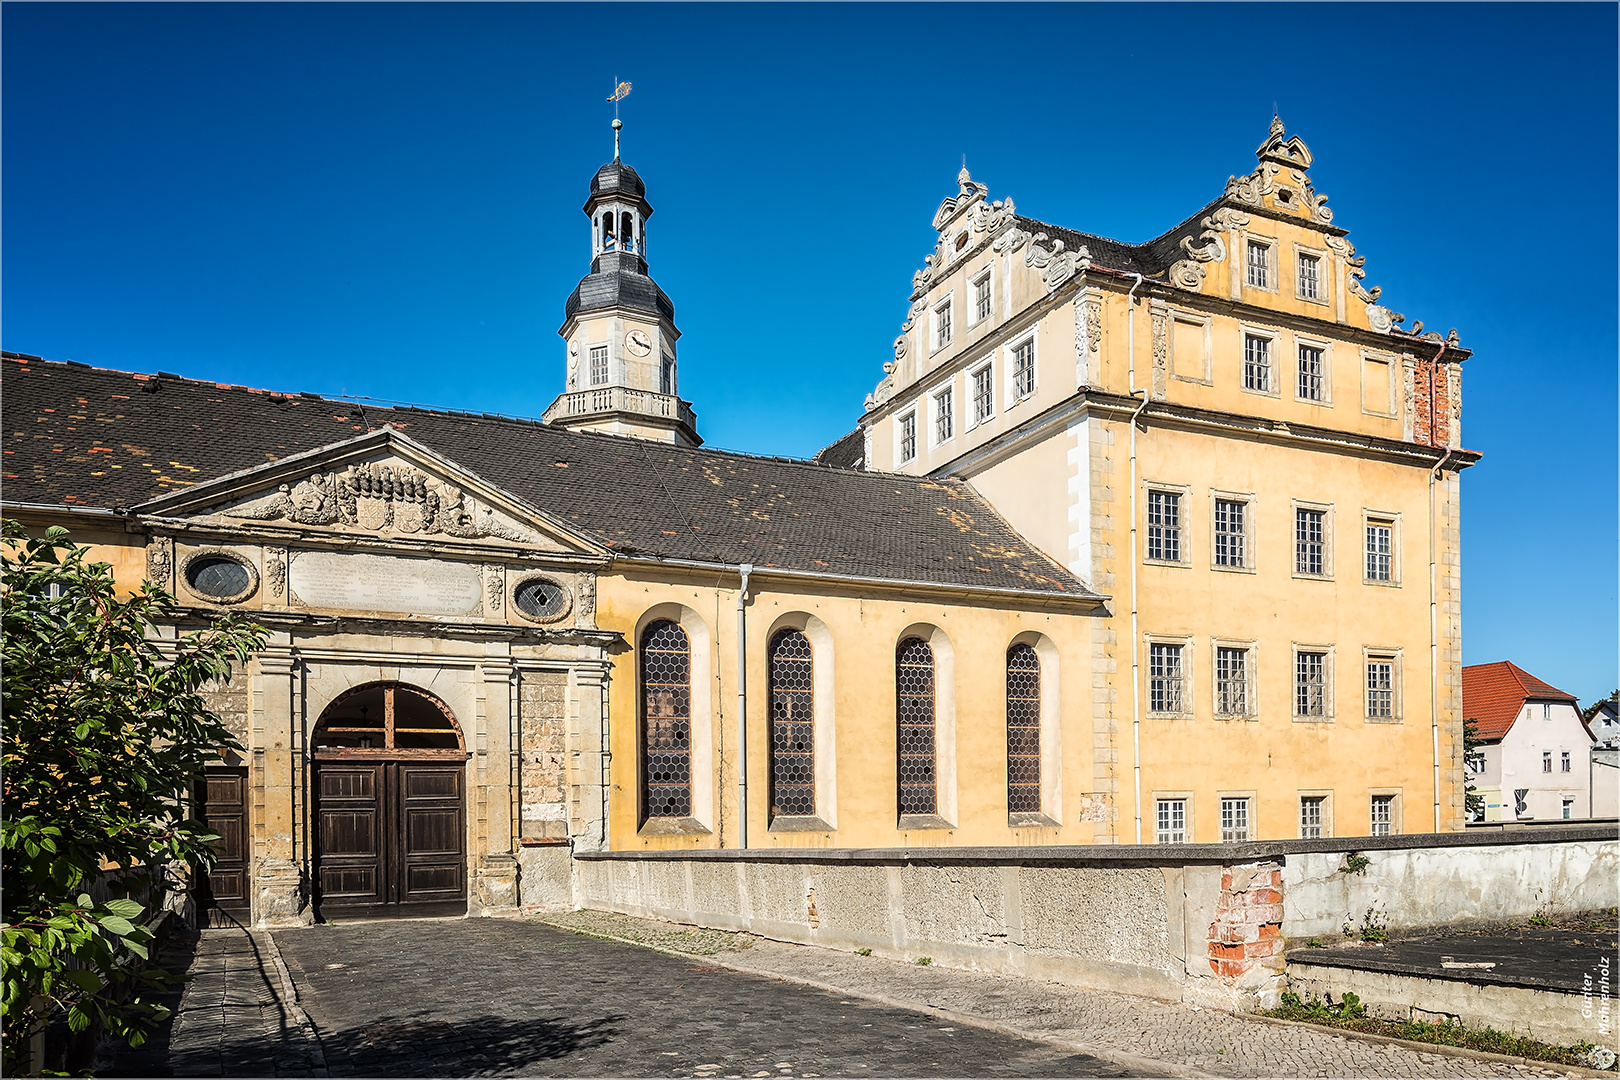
[1011,340,1035,399]
[899,413,917,464]
[1370,794,1395,836]
[1466,751,1486,775]
[1244,335,1272,392]
[1147,491,1182,562]
[972,365,994,424]
[1542,751,1553,773]
[1561,751,1571,773]
[1220,797,1251,842]
[1149,643,1185,714]
[935,300,953,349]
[974,273,992,322]
[1246,240,1271,288]
[1296,650,1328,717]
[1214,499,1247,568]
[1156,798,1187,844]
[1366,521,1393,581]
[1563,798,1574,820]
[589,345,609,387]
[1298,344,1326,401]
[660,356,675,395]
[1300,796,1325,839]
[934,387,953,445]
[1298,252,1321,300]
[1366,659,1394,718]
[1296,508,1326,575]
[1216,646,1249,717]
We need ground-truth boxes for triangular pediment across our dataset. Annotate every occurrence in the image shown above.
[133,427,605,556]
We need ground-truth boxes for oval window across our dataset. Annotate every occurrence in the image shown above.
[187,555,251,600]
[513,577,568,620]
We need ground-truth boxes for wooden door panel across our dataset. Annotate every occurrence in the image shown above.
[314,762,464,916]
[316,764,386,910]
[396,765,466,908]
[197,768,249,924]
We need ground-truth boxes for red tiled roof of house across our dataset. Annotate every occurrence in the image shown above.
[1462,661,1578,741]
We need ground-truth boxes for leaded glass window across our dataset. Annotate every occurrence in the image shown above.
[768,629,815,818]
[896,638,936,816]
[1005,644,1041,814]
[641,620,692,818]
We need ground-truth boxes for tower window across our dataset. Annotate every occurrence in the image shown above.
[621,212,636,253]
[661,355,675,396]
[602,213,615,250]
[589,345,609,387]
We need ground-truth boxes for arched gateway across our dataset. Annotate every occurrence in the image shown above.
[311,682,469,918]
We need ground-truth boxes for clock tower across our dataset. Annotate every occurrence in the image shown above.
[543,120,700,446]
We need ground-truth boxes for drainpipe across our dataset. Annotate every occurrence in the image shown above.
[737,564,753,849]
[1124,272,1147,845]
[1426,341,1450,832]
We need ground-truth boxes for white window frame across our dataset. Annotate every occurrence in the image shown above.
[1369,790,1401,836]
[1144,482,1191,566]
[1245,236,1276,292]
[1360,349,1397,418]
[1292,642,1335,722]
[1542,750,1553,773]
[1292,499,1334,580]
[1212,639,1257,721]
[1294,243,1328,305]
[1145,634,1194,719]
[1210,490,1256,573]
[1153,792,1193,844]
[588,343,610,387]
[1240,326,1279,397]
[1006,334,1037,406]
[1218,793,1256,842]
[1299,791,1333,839]
[1562,797,1575,819]
[896,410,918,465]
[933,296,954,353]
[931,384,955,447]
[1294,334,1333,404]
[970,269,993,327]
[969,360,995,429]
[1561,751,1572,774]
[1169,310,1214,385]
[1363,511,1400,586]
[1363,648,1403,723]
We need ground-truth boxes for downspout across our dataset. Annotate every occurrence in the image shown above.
[1426,341,1450,832]
[1125,272,1147,844]
[736,564,753,849]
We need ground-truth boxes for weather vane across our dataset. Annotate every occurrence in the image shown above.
[607,78,632,161]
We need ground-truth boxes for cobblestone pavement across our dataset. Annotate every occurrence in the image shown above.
[536,910,1597,1080]
[272,918,1131,1077]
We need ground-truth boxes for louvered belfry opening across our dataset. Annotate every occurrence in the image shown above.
[768,629,815,818]
[896,637,937,816]
[1006,644,1042,813]
[640,620,693,819]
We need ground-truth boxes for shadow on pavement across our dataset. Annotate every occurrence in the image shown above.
[317,1010,625,1076]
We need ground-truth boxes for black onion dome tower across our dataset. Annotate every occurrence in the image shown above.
[545,118,698,446]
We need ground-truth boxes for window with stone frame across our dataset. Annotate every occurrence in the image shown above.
[1156,798,1187,844]
[1147,490,1182,563]
[898,412,917,464]
[1296,650,1329,718]
[972,363,994,425]
[1220,796,1252,842]
[640,620,693,819]
[1370,794,1395,836]
[1216,646,1250,718]
[973,271,992,323]
[1005,644,1041,815]
[1149,642,1185,714]
[1298,252,1322,300]
[934,387,954,445]
[1366,657,1395,719]
[1244,334,1273,392]
[1246,239,1272,288]
[1300,795,1326,839]
[589,345,609,387]
[1214,498,1247,568]
[1295,507,1327,576]
[934,298,953,349]
[768,628,815,818]
[896,638,937,816]
[1011,339,1035,400]
[1366,519,1394,582]
[1298,343,1326,401]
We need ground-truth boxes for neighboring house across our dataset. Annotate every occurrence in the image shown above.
[1586,698,1620,745]
[1587,699,1619,818]
[1462,662,1593,821]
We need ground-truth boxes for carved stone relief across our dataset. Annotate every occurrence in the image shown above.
[147,536,173,589]
[574,572,596,629]
[484,564,505,614]
[266,547,287,599]
[1074,289,1103,387]
[225,458,540,545]
[1168,208,1248,291]
[1149,301,1169,401]
[1024,233,1090,293]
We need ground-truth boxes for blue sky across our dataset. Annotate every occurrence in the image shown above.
[4,4,1615,702]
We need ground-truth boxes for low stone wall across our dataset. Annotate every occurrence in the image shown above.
[569,826,1615,1012]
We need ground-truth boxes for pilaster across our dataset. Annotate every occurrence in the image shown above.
[252,640,310,926]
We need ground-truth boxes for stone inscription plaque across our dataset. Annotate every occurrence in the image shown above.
[288,551,483,616]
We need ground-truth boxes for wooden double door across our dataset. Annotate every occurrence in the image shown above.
[314,760,467,919]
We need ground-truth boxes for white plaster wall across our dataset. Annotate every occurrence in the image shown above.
[1281,840,1617,941]
[1499,703,1594,820]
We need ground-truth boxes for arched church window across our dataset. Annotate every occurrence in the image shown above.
[641,620,692,818]
[1006,644,1042,813]
[768,629,814,817]
[896,637,936,816]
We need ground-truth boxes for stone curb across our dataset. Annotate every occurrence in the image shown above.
[531,916,1214,1079]
[1238,1011,1615,1078]
[262,930,329,1077]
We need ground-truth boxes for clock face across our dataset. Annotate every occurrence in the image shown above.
[625,330,652,357]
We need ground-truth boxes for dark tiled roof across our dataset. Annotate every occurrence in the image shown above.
[1462,661,1580,741]
[1,355,1094,598]
[589,160,646,201]
[1015,195,1224,280]
[813,427,864,470]
[565,252,675,323]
